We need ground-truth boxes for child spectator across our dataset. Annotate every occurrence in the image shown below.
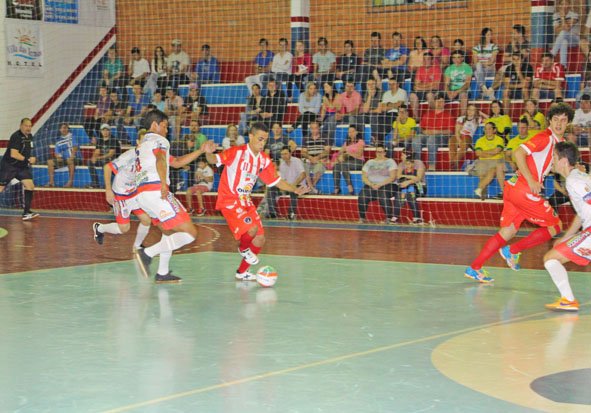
[391,105,416,155]
[394,152,426,224]
[449,104,486,171]
[185,158,214,216]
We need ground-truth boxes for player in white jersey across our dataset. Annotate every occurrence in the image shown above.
[203,122,308,281]
[542,142,589,312]
[134,109,215,284]
[92,129,153,250]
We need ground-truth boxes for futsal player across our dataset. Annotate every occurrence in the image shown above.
[0,118,39,220]
[133,109,216,283]
[542,142,587,311]
[202,122,308,281]
[465,102,575,283]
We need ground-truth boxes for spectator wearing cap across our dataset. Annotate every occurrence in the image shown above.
[128,47,150,87]
[87,124,118,189]
[193,44,220,85]
[409,51,441,120]
[167,39,191,90]
[572,94,591,147]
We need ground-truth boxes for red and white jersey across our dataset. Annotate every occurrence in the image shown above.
[518,128,563,184]
[215,144,280,209]
[135,132,170,193]
[108,149,137,200]
[566,169,591,230]
[534,63,565,83]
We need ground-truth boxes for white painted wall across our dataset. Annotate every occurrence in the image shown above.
[0,1,115,140]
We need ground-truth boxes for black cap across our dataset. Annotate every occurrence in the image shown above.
[131,47,140,54]
[582,94,591,101]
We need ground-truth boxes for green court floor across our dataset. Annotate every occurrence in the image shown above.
[1,252,589,412]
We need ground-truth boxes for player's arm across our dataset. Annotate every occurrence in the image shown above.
[513,145,542,195]
[170,141,214,168]
[103,164,115,205]
[554,215,581,246]
[10,148,28,162]
[155,151,169,199]
[275,179,309,195]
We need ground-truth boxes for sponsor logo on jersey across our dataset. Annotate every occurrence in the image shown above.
[584,192,591,204]
[567,231,591,248]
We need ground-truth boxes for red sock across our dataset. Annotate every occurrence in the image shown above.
[239,232,254,251]
[250,245,262,255]
[237,259,250,274]
[509,227,552,254]
[471,233,507,270]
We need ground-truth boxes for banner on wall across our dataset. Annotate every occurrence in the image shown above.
[5,0,42,20]
[5,19,44,77]
[44,0,79,24]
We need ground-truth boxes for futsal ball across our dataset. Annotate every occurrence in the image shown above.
[256,265,278,288]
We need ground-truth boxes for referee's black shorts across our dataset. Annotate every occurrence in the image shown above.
[0,163,33,186]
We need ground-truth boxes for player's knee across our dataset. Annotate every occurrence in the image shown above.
[549,222,562,236]
[119,223,131,233]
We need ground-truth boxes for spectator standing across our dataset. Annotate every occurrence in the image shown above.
[148,46,168,94]
[357,145,398,223]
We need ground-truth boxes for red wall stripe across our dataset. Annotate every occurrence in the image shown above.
[290,16,310,23]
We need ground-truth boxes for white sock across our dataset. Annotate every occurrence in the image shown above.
[133,223,150,248]
[98,223,122,235]
[157,251,172,275]
[145,232,195,257]
[544,259,575,301]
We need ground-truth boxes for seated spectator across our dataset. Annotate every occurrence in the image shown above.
[151,91,165,112]
[572,94,591,147]
[239,83,264,135]
[357,145,398,224]
[167,39,191,91]
[506,24,531,62]
[532,53,565,100]
[430,35,451,68]
[451,38,471,65]
[187,120,208,150]
[444,50,472,115]
[505,118,531,171]
[408,36,428,72]
[289,40,313,99]
[383,31,410,83]
[449,104,486,171]
[125,83,150,128]
[410,51,442,119]
[270,38,293,91]
[487,99,513,142]
[319,81,341,145]
[578,51,591,100]
[289,82,321,136]
[169,134,194,192]
[101,48,125,90]
[163,86,184,138]
[106,90,128,141]
[501,52,533,112]
[313,37,336,87]
[520,99,547,134]
[358,32,386,95]
[46,123,81,188]
[473,122,505,199]
[300,120,330,194]
[551,0,580,68]
[411,94,456,170]
[265,122,296,162]
[147,46,168,94]
[391,105,417,155]
[181,84,208,127]
[472,28,499,99]
[335,80,363,130]
[245,38,274,94]
[376,77,408,145]
[222,124,246,150]
[84,85,111,140]
[128,47,150,88]
[185,158,214,216]
[332,125,365,195]
[87,124,118,188]
[264,148,306,220]
[193,44,220,85]
[260,78,287,128]
[394,152,426,224]
[336,40,360,85]
[359,78,385,146]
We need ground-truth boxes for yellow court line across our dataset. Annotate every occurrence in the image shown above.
[102,305,588,413]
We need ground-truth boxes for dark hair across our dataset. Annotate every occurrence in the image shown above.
[250,122,269,134]
[542,52,553,60]
[414,36,427,50]
[512,24,526,36]
[259,38,268,46]
[59,122,69,129]
[453,38,464,47]
[398,104,408,111]
[143,109,168,129]
[318,36,328,45]
[201,44,210,50]
[484,121,497,131]
[370,32,381,39]
[279,37,288,44]
[131,47,140,54]
[555,141,580,167]
[519,118,529,126]
[490,100,504,116]
[451,50,465,58]
[344,39,354,47]
[480,28,492,46]
[431,35,444,48]
[547,102,575,122]
[392,31,402,39]
[581,94,591,101]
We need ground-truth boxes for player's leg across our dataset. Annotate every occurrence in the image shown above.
[195,188,206,215]
[543,246,580,311]
[185,186,194,212]
[47,158,56,186]
[65,158,75,187]
[132,212,152,250]
[21,177,39,220]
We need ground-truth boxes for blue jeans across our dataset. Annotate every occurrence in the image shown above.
[551,31,580,67]
[412,133,449,169]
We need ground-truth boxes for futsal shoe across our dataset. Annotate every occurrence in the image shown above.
[464,267,494,283]
[134,248,152,278]
[545,297,579,312]
[155,272,182,284]
[235,270,256,281]
[238,247,259,265]
[92,222,104,245]
[22,211,39,221]
[499,246,521,271]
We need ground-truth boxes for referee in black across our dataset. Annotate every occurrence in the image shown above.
[0,118,40,220]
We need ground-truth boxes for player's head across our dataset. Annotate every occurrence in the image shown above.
[547,102,575,136]
[143,109,169,136]
[20,118,32,134]
[553,141,579,176]
[248,122,269,155]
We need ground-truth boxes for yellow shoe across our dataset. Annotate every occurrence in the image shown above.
[545,297,579,312]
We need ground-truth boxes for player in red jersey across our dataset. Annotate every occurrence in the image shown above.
[203,122,308,281]
[465,102,574,283]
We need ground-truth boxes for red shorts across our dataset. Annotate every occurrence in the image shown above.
[555,229,591,266]
[500,180,560,230]
[188,184,210,194]
[221,204,264,240]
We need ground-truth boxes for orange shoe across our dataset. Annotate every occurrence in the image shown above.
[545,297,580,312]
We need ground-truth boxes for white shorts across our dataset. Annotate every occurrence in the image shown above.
[113,195,143,224]
[136,190,190,230]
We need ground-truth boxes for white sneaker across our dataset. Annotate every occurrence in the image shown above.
[474,188,482,198]
[238,247,259,265]
[235,271,256,281]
